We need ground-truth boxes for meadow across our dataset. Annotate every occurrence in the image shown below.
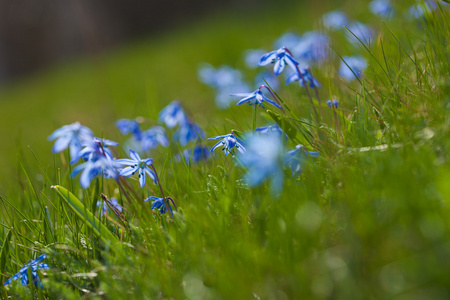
[0,0,449,299]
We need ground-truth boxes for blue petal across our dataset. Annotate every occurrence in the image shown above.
[285,72,299,85]
[52,135,71,153]
[259,51,277,66]
[129,149,141,162]
[139,168,146,188]
[116,158,136,165]
[120,166,138,177]
[273,59,285,76]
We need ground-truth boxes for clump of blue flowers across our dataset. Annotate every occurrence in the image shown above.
[4,254,49,289]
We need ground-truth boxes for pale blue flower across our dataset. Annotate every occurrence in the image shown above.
[159,101,187,129]
[346,22,374,45]
[326,99,339,108]
[232,88,281,109]
[370,0,393,18]
[322,10,348,29]
[116,119,142,140]
[48,122,93,162]
[273,33,302,50]
[255,125,286,139]
[285,68,321,88]
[116,150,157,188]
[208,132,246,156]
[71,137,117,164]
[141,126,169,151]
[173,120,205,146]
[259,47,300,76]
[339,56,367,81]
[284,144,319,176]
[97,198,122,216]
[4,254,49,288]
[71,155,119,188]
[292,31,329,63]
[238,135,284,193]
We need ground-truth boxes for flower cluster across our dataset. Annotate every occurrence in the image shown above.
[4,254,49,289]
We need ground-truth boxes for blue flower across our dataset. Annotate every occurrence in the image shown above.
[285,68,321,88]
[346,22,374,46]
[48,122,93,162]
[259,47,300,76]
[238,135,284,193]
[97,198,123,216]
[244,49,267,69]
[141,126,169,151]
[208,132,246,156]
[71,155,119,188]
[292,31,329,63]
[116,119,142,140]
[273,33,302,50]
[326,99,339,108]
[71,137,118,164]
[255,125,287,139]
[322,10,348,30]
[232,88,281,109]
[369,0,393,18]
[116,150,157,188]
[4,254,49,289]
[339,56,367,81]
[182,145,210,163]
[173,120,205,146]
[145,196,174,214]
[284,144,319,176]
[159,101,187,129]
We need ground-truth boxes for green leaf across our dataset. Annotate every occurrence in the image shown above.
[51,185,122,253]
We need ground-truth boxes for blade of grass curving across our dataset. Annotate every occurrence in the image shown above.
[51,185,122,253]
[0,230,12,284]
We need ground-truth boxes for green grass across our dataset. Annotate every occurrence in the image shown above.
[0,0,450,299]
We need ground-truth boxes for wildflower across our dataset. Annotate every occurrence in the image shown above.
[285,68,321,88]
[4,254,49,289]
[238,134,284,193]
[158,101,187,128]
[232,88,281,109]
[255,125,287,139]
[70,137,118,164]
[48,122,93,162]
[259,47,300,76]
[322,10,348,29]
[141,126,169,151]
[284,144,319,176]
[97,198,123,216]
[339,56,367,81]
[273,33,302,50]
[292,31,329,63]
[173,120,205,146]
[145,196,175,214]
[346,22,374,45]
[208,132,246,156]
[326,99,339,108]
[369,0,393,18]
[116,119,142,140]
[116,149,157,188]
[182,144,210,163]
[71,155,119,188]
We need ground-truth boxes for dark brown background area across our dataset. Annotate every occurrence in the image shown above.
[0,0,269,84]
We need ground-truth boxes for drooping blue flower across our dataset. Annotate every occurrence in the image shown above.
[208,132,246,156]
[369,0,394,18]
[322,10,348,30]
[346,22,374,45]
[71,154,119,188]
[339,56,367,81]
[158,101,187,129]
[141,126,169,151]
[173,120,205,146]
[292,31,329,63]
[284,144,319,176]
[116,119,142,140]
[116,150,157,188]
[238,134,284,193]
[254,71,279,91]
[145,196,174,214]
[285,68,321,88]
[97,198,123,217]
[70,137,118,164]
[232,88,281,109]
[182,144,210,163]
[259,47,300,76]
[48,122,93,162]
[4,254,49,289]
[326,99,339,108]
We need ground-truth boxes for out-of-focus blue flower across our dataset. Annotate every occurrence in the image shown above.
[285,68,321,88]
[346,22,374,45]
[370,0,393,18]
[244,49,267,69]
[208,132,246,156]
[408,0,446,19]
[116,150,157,188]
[159,101,187,129]
[48,122,93,162]
[141,126,169,151]
[238,134,284,193]
[292,31,329,64]
[71,137,117,164]
[71,155,119,188]
[273,32,302,50]
[339,56,367,81]
[173,120,205,146]
[232,88,281,109]
[259,47,300,76]
[322,10,348,29]
[326,99,339,108]
[181,144,210,163]
[4,254,49,289]
[145,196,174,214]
[256,125,287,139]
[97,198,123,216]
[254,71,279,91]
[284,144,320,176]
[116,119,142,140]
